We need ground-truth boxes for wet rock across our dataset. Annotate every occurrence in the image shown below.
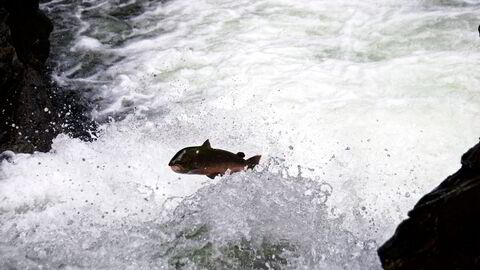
[0,0,95,153]
[378,141,480,269]
[168,230,297,270]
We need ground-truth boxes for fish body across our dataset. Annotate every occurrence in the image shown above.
[168,140,261,179]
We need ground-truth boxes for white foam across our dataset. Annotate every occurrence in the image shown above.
[71,36,104,52]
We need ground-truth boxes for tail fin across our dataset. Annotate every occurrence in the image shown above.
[246,155,261,170]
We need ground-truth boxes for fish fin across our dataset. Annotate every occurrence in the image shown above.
[206,174,217,179]
[201,139,211,149]
[246,155,261,169]
[236,152,245,158]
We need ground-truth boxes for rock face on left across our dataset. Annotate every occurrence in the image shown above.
[0,0,92,153]
[0,0,55,153]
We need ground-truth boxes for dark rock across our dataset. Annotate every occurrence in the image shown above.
[378,141,480,270]
[4,0,53,67]
[0,0,95,153]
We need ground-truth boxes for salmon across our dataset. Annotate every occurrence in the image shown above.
[168,140,261,179]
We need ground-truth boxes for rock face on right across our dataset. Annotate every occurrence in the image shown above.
[378,141,480,270]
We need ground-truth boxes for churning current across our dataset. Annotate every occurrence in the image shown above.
[1,0,480,269]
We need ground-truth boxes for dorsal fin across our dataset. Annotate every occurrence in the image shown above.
[236,152,245,158]
[201,139,211,148]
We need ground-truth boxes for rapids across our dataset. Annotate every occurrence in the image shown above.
[1,0,480,268]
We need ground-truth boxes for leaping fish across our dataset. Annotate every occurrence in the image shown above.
[168,140,261,179]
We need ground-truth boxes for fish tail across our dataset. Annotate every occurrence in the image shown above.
[246,155,261,169]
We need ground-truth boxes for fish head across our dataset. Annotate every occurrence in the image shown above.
[168,147,201,173]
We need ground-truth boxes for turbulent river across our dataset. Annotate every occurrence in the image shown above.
[1,0,480,269]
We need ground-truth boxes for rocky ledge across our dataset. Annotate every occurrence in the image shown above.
[0,0,95,154]
[378,141,480,269]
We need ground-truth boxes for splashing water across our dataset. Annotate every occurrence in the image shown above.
[1,0,480,268]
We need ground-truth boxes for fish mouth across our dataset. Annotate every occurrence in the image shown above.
[170,165,185,173]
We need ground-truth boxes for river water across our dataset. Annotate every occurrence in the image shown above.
[1,0,480,269]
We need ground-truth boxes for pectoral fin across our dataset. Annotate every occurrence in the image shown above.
[206,174,217,179]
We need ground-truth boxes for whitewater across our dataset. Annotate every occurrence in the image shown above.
[1,0,480,268]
